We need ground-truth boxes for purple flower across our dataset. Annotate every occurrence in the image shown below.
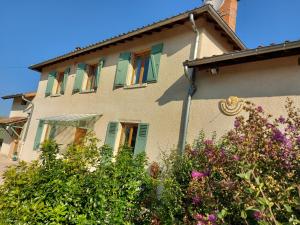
[284,139,292,149]
[233,155,240,161]
[192,196,201,205]
[234,119,240,128]
[257,106,263,113]
[194,213,205,221]
[253,211,262,221]
[208,214,217,223]
[191,149,198,157]
[278,116,285,124]
[204,139,213,146]
[191,171,206,180]
[287,125,296,132]
[272,129,286,143]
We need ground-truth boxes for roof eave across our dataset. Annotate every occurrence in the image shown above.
[184,40,300,69]
[29,5,245,72]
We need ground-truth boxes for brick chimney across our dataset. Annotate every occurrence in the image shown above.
[219,0,238,31]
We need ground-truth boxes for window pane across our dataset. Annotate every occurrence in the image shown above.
[142,56,150,83]
[86,65,96,91]
[131,126,138,148]
[55,72,64,94]
[134,57,142,84]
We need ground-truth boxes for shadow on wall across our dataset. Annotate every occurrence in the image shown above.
[156,75,189,106]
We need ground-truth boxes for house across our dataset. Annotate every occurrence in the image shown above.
[18,1,243,162]
[0,92,35,160]
[16,0,300,163]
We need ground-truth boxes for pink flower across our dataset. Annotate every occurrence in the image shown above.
[191,171,206,180]
[234,119,240,128]
[192,196,201,205]
[278,116,286,124]
[257,106,263,112]
[233,155,240,161]
[253,211,263,221]
[204,139,213,146]
[208,214,217,223]
[194,213,206,221]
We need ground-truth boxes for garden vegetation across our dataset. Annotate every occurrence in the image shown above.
[0,100,299,224]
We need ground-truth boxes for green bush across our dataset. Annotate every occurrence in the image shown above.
[0,135,153,224]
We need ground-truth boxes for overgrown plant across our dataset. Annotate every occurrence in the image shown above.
[0,135,153,224]
[0,100,299,224]
[154,99,300,224]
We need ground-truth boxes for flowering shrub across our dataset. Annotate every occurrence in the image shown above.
[155,99,300,224]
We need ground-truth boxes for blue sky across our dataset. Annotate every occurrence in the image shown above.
[1,0,300,116]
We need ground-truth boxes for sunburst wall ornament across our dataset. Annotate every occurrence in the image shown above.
[219,96,244,116]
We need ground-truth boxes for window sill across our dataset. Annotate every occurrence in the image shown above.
[50,94,62,97]
[80,89,96,94]
[124,83,147,89]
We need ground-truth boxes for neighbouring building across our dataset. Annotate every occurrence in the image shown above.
[9,0,300,163]
[0,92,35,160]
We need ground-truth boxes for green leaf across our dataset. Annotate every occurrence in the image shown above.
[284,204,292,213]
[241,210,247,219]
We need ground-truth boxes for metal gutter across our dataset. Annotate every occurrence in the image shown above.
[184,40,300,69]
[179,13,200,154]
[29,5,245,72]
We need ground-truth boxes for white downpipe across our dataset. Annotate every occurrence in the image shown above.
[180,13,200,154]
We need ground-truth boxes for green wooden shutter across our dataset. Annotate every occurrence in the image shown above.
[104,122,119,148]
[94,58,105,89]
[73,63,86,93]
[134,123,149,155]
[33,120,45,150]
[60,67,70,95]
[45,71,57,97]
[147,43,164,83]
[114,52,131,87]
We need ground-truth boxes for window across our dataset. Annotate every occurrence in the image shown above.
[74,128,87,145]
[54,72,64,95]
[119,123,138,149]
[83,64,97,91]
[114,43,163,87]
[130,51,150,85]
